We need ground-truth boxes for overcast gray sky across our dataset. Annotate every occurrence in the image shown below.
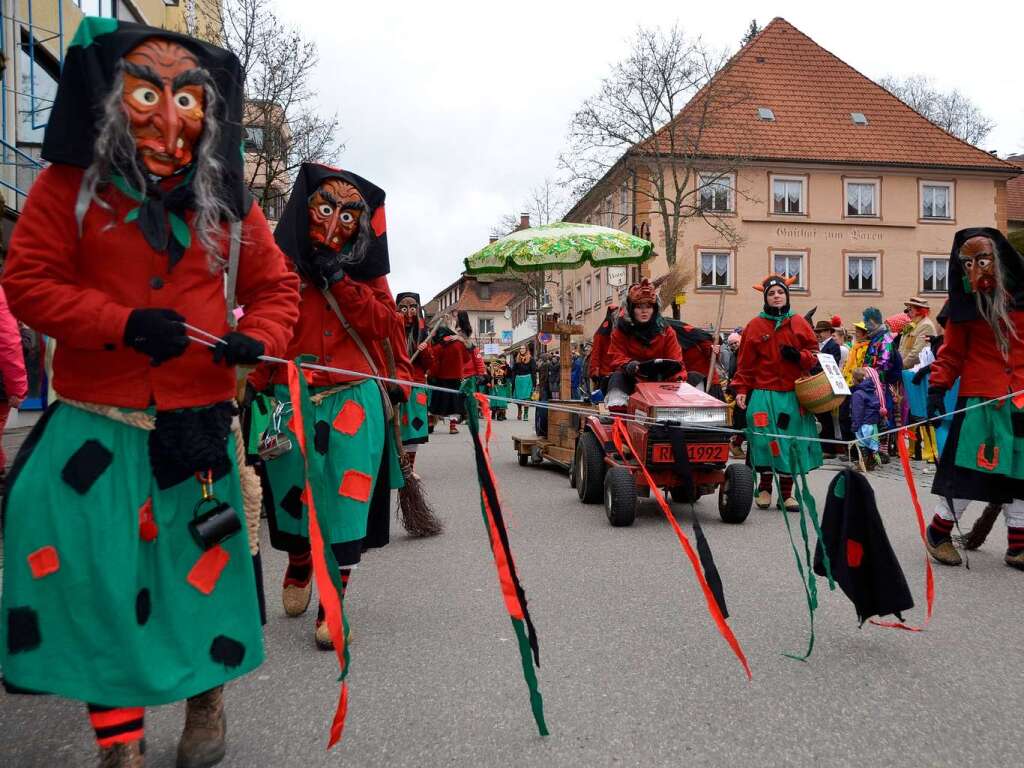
[276,0,1024,302]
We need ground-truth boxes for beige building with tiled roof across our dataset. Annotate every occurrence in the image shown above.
[1007,155,1024,233]
[423,275,526,350]
[559,17,1021,337]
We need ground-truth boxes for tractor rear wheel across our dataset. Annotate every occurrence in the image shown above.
[604,466,637,527]
[576,431,605,504]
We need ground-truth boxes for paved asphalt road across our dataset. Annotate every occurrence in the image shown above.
[1,416,1020,767]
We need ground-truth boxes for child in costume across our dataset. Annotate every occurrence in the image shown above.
[850,368,882,470]
[925,228,1024,571]
[731,275,822,511]
[606,279,685,407]
[0,19,300,768]
[252,163,407,648]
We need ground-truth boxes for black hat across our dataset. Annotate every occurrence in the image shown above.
[42,17,248,218]
[274,163,389,282]
[946,227,1024,324]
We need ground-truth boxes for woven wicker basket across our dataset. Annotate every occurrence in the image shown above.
[795,371,847,414]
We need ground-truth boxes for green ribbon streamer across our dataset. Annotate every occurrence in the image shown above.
[462,380,549,736]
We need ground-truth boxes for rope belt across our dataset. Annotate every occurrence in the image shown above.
[60,398,262,556]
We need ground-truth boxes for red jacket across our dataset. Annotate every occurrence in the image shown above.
[429,335,471,380]
[678,328,721,386]
[462,344,485,378]
[607,322,686,380]
[589,315,615,378]
[3,164,299,410]
[403,320,434,384]
[730,314,818,397]
[0,286,28,400]
[930,312,1024,398]
[251,274,399,391]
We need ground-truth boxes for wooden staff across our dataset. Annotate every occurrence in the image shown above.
[409,309,451,364]
[707,288,727,387]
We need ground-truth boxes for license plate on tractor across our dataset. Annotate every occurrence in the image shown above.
[652,443,729,463]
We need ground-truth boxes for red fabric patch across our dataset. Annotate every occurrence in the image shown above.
[769,440,781,457]
[402,412,409,426]
[333,401,365,436]
[846,539,864,568]
[27,546,60,579]
[371,205,387,237]
[976,444,999,470]
[338,470,373,502]
[752,412,769,428]
[416,391,428,406]
[138,498,158,542]
[187,545,231,595]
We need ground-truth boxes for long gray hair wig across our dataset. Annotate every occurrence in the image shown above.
[963,236,1022,359]
[80,64,233,271]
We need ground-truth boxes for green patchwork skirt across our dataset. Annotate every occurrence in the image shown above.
[489,381,512,409]
[745,388,823,475]
[400,385,430,446]
[954,397,1024,479]
[513,374,534,401]
[0,403,263,706]
[263,381,394,561]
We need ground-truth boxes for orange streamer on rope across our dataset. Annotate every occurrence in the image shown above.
[611,419,751,679]
[869,428,935,632]
[286,362,350,747]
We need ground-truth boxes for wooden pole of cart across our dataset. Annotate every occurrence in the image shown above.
[706,288,727,388]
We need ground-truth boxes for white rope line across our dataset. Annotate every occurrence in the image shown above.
[186,324,1022,450]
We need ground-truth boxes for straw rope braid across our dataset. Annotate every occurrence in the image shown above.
[61,398,262,555]
[184,323,1024,450]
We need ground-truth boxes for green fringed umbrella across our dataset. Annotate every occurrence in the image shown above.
[464,221,653,275]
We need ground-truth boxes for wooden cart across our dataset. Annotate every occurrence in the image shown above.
[513,317,597,471]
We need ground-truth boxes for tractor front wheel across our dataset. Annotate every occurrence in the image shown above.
[604,466,637,527]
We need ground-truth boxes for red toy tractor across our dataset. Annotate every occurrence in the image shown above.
[571,360,754,527]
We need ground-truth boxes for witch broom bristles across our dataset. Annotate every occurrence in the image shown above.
[383,339,443,537]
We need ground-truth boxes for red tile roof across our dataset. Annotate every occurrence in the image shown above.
[643,18,1017,174]
[1007,156,1024,223]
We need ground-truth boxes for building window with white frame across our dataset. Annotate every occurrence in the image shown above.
[594,272,602,306]
[699,250,732,289]
[619,182,630,223]
[478,317,495,335]
[584,278,592,309]
[847,253,879,292]
[922,256,949,293]
[772,251,806,289]
[772,176,805,214]
[845,179,878,217]
[921,181,953,220]
[699,172,734,213]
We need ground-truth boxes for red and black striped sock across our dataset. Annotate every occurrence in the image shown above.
[1008,527,1024,554]
[758,473,773,494]
[284,551,312,588]
[87,704,144,748]
[930,515,954,539]
[779,475,794,499]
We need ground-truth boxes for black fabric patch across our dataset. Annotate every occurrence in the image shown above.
[135,589,151,626]
[280,486,305,520]
[210,635,245,667]
[7,607,41,654]
[1012,411,1024,438]
[148,403,234,490]
[411,417,425,431]
[61,440,113,495]
[776,412,791,430]
[314,420,330,455]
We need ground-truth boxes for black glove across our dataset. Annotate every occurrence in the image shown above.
[386,385,407,405]
[309,250,348,288]
[927,387,946,421]
[780,345,802,364]
[624,361,639,376]
[212,331,265,366]
[911,364,931,385]
[124,308,189,366]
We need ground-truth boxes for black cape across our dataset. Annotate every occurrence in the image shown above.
[946,227,1024,325]
[813,470,914,626]
[42,17,248,219]
[274,163,389,281]
[665,318,713,350]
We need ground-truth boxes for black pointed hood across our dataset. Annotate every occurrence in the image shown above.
[946,227,1024,324]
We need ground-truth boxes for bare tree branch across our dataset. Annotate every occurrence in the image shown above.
[878,74,996,147]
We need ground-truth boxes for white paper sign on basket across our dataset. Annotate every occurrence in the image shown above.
[817,353,851,396]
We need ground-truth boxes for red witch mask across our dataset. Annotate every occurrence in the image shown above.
[308,179,366,252]
[959,236,997,294]
[122,39,206,178]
